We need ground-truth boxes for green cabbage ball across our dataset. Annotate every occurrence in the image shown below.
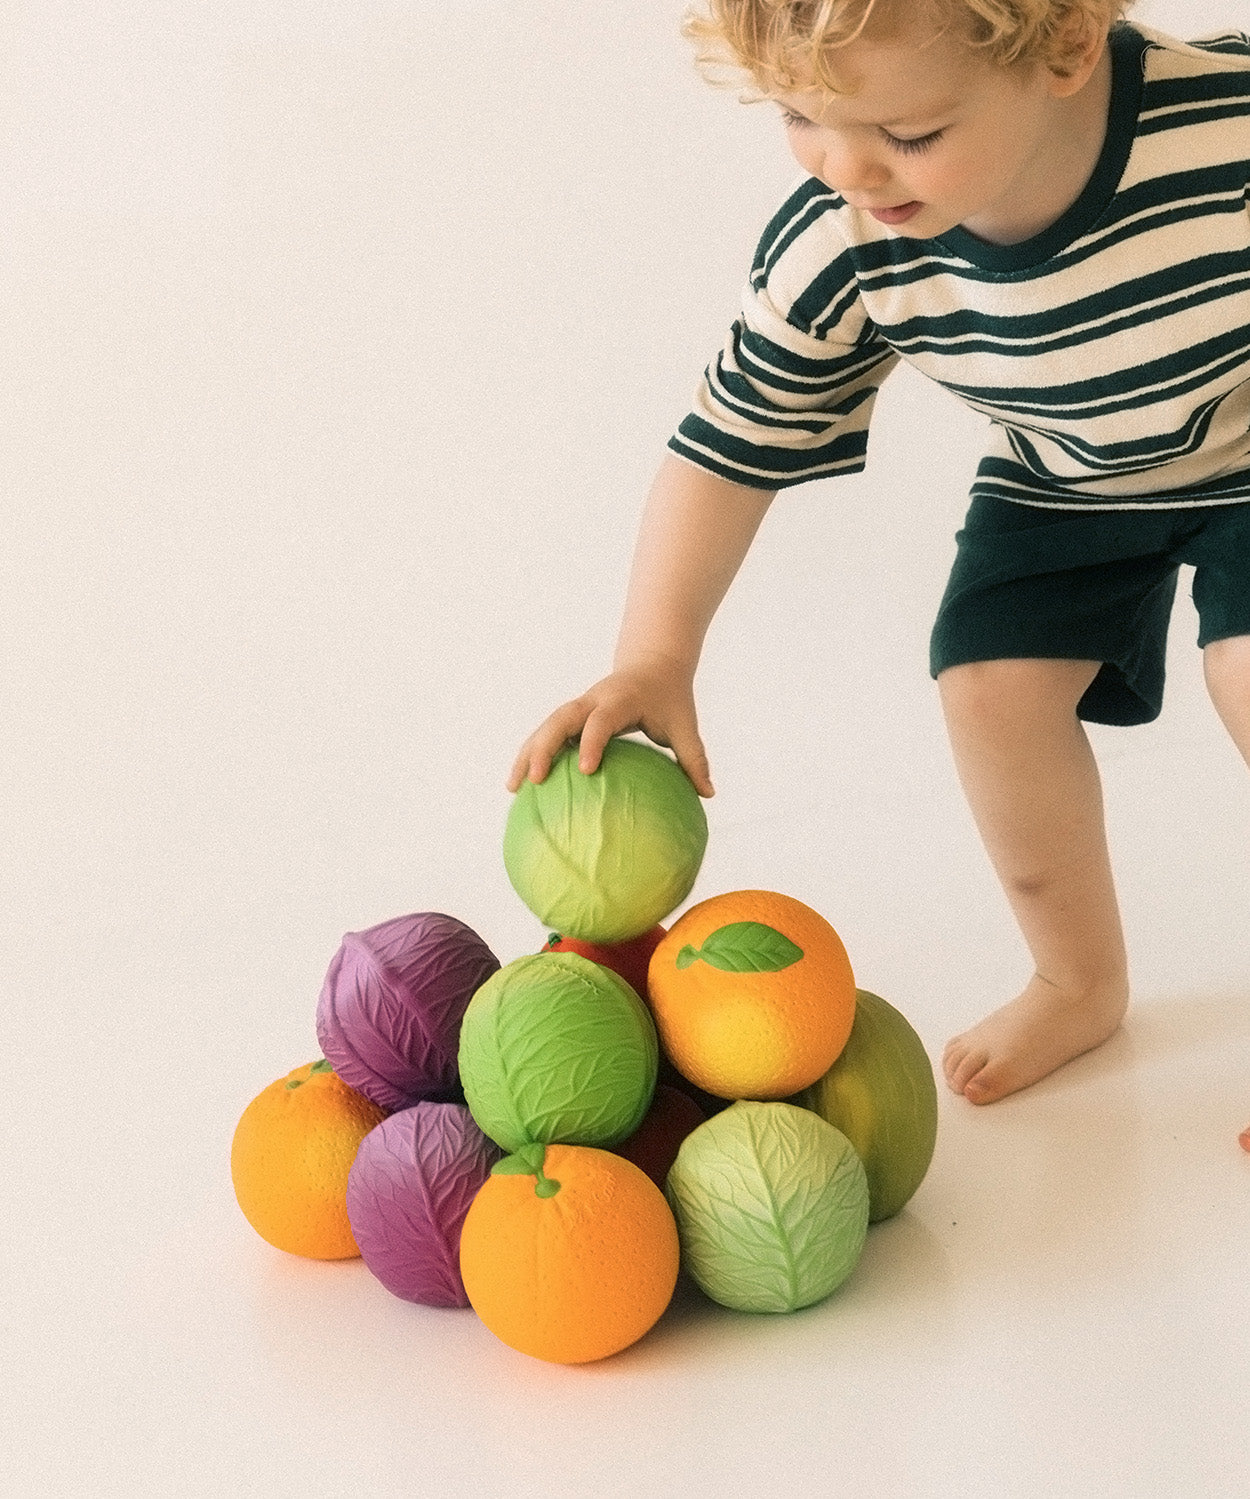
[458,951,658,1154]
[504,738,708,944]
[665,1100,869,1314]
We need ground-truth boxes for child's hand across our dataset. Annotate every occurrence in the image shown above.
[507,660,714,798]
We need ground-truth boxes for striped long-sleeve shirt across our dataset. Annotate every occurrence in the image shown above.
[670,24,1250,510]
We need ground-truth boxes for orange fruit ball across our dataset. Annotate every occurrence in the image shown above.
[459,1142,680,1364]
[647,889,856,1100]
[230,1059,387,1259]
[540,924,667,1000]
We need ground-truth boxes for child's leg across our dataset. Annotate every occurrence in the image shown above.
[937,658,1130,1104]
[1200,635,1250,1147]
[1203,635,1250,765]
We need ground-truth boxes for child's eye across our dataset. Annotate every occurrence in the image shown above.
[780,109,812,130]
[883,128,945,156]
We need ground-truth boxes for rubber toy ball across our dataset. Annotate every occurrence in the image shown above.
[346,1101,500,1307]
[316,911,501,1112]
[503,738,707,944]
[665,1100,869,1313]
[458,950,657,1154]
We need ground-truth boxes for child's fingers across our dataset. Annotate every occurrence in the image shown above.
[684,754,716,799]
[507,731,558,791]
[669,728,715,797]
[514,733,567,789]
[585,710,713,798]
[506,745,535,792]
[507,701,595,790]
[576,707,634,775]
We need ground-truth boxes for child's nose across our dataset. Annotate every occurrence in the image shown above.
[821,138,890,195]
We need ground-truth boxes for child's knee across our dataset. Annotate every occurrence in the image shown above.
[1202,635,1250,754]
[1202,633,1250,694]
[938,657,1101,727]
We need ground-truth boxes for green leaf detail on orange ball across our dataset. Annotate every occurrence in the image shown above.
[491,1141,562,1197]
[675,922,804,974]
[285,1058,335,1089]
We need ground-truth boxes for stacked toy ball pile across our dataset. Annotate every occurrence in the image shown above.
[230,737,938,1364]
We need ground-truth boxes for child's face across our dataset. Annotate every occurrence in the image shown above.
[772,21,1103,245]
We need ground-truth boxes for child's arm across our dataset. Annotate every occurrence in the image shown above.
[508,452,775,798]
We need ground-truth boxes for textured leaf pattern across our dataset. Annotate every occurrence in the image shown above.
[344,1102,501,1307]
[675,921,803,973]
[491,1142,548,1176]
[666,1101,868,1313]
[502,738,708,944]
[458,952,659,1154]
[316,913,500,1111]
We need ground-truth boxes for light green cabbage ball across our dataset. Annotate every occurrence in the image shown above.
[503,738,708,944]
[665,1100,869,1313]
[458,950,658,1154]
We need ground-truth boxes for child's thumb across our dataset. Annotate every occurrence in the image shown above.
[672,732,714,797]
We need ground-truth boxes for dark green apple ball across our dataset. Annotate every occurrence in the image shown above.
[504,738,708,944]
[790,989,938,1222]
[458,951,658,1154]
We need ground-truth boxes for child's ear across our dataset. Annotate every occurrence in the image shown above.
[1044,4,1110,95]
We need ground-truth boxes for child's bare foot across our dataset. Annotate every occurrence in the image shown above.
[943,973,1129,1105]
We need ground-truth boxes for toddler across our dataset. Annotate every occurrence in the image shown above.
[508,0,1250,1106]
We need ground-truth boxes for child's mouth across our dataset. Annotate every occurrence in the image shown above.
[868,202,922,225]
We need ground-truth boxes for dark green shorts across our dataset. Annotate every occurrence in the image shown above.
[929,497,1250,725]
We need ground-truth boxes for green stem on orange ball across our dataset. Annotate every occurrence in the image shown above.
[490,1141,562,1197]
[286,1058,334,1090]
[533,1166,561,1198]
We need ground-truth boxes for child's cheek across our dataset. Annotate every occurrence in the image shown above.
[916,156,969,204]
[789,138,823,180]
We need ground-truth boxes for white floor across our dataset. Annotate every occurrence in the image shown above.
[5,2,1249,1495]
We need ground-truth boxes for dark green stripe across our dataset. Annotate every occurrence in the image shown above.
[939,327,1250,420]
[671,415,870,481]
[872,256,1250,355]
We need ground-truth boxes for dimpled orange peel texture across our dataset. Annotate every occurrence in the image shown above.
[647,890,856,1099]
[230,1059,387,1259]
[458,1141,680,1363]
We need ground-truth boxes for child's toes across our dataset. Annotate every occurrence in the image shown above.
[962,1061,1013,1105]
[945,1040,989,1097]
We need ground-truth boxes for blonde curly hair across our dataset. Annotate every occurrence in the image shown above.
[684,0,1136,94]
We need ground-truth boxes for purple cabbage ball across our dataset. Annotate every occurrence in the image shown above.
[316,912,500,1112]
[346,1102,501,1307]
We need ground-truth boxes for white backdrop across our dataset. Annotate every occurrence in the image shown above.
[4,3,1249,1495]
